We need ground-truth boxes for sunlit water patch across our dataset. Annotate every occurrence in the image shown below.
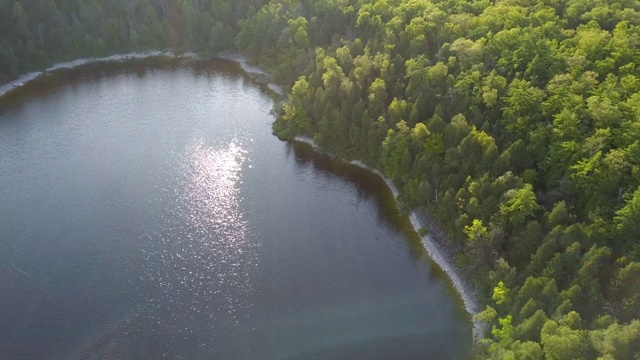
[136,139,257,332]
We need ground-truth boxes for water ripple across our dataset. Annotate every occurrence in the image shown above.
[136,139,257,332]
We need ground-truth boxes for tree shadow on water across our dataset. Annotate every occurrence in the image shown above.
[286,141,428,260]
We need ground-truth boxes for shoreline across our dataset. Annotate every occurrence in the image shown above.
[216,52,284,95]
[0,51,200,99]
[0,50,284,100]
[292,136,484,341]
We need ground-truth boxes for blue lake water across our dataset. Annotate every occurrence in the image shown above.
[0,60,471,359]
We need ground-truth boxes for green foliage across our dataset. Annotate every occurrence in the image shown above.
[492,281,510,305]
[590,320,640,359]
[499,183,539,227]
[615,186,640,240]
[417,227,428,236]
[0,0,267,79]
[540,317,588,360]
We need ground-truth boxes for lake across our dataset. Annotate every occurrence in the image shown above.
[0,59,471,359]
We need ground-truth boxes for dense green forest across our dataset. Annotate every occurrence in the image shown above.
[2,0,640,358]
[0,0,268,82]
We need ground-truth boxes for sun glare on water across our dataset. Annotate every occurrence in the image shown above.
[136,138,257,332]
[184,139,247,240]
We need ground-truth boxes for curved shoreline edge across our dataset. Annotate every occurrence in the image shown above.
[0,51,284,101]
[293,136,485,341]
[216,52,284,95]
[0,51,200,99]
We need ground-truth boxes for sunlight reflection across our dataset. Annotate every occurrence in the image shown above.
[183,140,247,241]
[137,138,257,330]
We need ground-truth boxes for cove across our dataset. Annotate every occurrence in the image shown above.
[0,59,472,359]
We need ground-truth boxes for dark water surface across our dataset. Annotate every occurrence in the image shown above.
[0,60,471,359]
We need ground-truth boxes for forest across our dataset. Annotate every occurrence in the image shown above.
[1,0,640,358]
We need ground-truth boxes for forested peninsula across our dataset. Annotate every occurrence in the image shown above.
[2,0,640,358]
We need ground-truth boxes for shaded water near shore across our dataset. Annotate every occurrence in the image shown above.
[0,59,472,359]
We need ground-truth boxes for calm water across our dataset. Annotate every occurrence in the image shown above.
[0,60,471,359]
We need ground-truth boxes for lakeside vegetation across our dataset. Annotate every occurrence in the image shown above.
[0,0,266,83]
[2,0,640,358]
